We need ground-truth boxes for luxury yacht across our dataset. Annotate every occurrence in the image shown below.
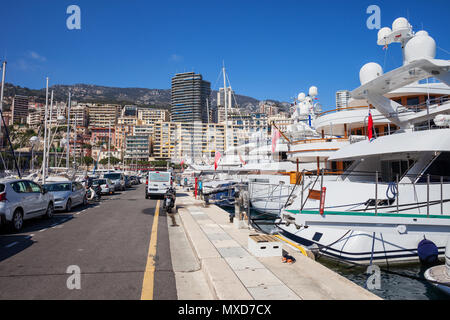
[278,17,450,265]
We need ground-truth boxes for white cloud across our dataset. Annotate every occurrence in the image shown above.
[28,51,47,62]
[169,54,183,62]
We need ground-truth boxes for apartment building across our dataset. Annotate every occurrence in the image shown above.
[138,108,169,125]
[152,122,179,160]
[88,104,120,128]
[11,95,29,124]
[124,135,150,162]
[70,105,88,127]
[90,127,116,147]
[151,121,226,163]
[171,72,211,123]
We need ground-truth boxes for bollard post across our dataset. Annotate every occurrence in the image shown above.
[427,174,430,216]
[301,171,304,212]
[441,176,444,215]
[396,174,399,214]
[234,195,240,223]
[375,171,378,215]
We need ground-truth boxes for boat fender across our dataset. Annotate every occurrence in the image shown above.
[417,239,439,265]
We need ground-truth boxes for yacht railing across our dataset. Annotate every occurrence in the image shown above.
[297,169,450,216]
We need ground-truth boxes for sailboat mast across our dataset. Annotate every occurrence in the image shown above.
[223,64,228,151]
[66,91,71,170]
[108,120,111,171]
[0,61,6,136]
[47,90,53,171]
[42,77,49,184]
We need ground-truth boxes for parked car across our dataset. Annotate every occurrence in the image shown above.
[0,179,55,231]
[103,172,126,191]
[93,178,115,195]
[44,181,87,212]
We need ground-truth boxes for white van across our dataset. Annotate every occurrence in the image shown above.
[145,171,172,199]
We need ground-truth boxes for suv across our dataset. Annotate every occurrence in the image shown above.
[0,179,55,231]
[103,172,126,191]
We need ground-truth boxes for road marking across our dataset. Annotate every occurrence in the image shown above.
[38,228,48,233]
[5,242,18,248]
[141,200,160,300]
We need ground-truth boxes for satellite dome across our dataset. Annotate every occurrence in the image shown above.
[57,115,66,122]
[309,86,318,97]
[404,31,436,63]
[30,136,39,144]
[377,27,392,43]
[297,92,306,101]
[60,138,68,146]
[415,30,429,37]
[359,62,383,85]
[392,17,410,32]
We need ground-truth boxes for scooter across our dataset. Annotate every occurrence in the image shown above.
[86,185,102,201]
[163,187,176,213]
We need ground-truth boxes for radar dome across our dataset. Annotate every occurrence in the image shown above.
[415,30,429,37]
[359,62,383,85]
[297,92,306,101]
[392,17,410,32]
[309,86,318,97]
[377,27,392,43]
[30,136,39,144]
[404,31,436,63]
[60,138,68,146]
[57,115,66,122]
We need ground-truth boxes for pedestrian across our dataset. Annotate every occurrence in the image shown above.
[198,179,203,200]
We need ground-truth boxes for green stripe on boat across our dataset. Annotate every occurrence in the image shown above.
[285,210,450,219]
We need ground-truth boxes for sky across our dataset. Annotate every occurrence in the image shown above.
[1,0,449,110]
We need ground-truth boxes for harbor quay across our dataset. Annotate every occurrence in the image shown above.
[172,190,381,300]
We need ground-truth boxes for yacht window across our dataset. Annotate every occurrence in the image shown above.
[417,152,450,183]
[406,96,420,106]
[280,152,287,161]
[380,159,415,182]
[249,179,270,184]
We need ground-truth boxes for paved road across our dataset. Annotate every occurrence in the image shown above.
[0,184,177,300]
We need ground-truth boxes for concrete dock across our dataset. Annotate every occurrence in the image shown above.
[171,191,381,300]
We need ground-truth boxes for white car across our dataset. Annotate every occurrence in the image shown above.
[0,179,55,231]
[93,178,115,195]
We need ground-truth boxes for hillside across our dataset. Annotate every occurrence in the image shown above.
[3,83,263,110]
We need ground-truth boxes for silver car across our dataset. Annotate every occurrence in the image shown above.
[44,181,87,212]
[93,178,115,195]
[103,172,126,191]
[0,179,55,231]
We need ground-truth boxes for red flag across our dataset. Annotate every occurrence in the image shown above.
[368,112,374,140]
[238,152,246,165]
[214,151,221,170]
[272,129,281,153]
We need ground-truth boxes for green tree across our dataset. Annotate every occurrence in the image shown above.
[84,156,94,166]
[99,156,121,165]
